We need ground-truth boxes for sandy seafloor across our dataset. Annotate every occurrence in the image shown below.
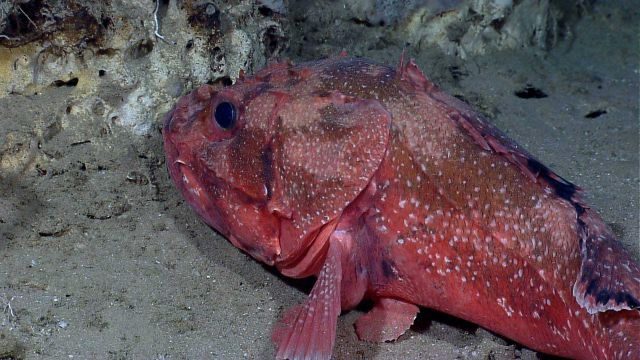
[0,1,638,359]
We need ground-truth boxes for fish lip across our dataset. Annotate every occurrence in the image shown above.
[164,136,281,265]
[163,131,227,232]
[173,161,227,233]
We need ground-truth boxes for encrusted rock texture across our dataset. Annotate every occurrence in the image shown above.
[0,0,287,135]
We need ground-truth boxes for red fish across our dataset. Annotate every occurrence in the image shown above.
[163,55,640,359]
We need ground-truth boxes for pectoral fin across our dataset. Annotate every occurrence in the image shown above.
[272,240,343,360]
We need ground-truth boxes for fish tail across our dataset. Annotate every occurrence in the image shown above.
[573,208,640,314]
[569,207,640,359]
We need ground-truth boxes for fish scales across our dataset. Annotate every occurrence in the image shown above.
[163,55,640,360]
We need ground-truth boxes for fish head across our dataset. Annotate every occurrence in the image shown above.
[163,61,391,271]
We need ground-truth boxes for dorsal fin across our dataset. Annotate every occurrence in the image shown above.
[429,89,582,199]
[429,89,640,314]
[396,54,436,93]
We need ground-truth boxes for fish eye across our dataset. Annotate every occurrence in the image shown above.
[214,101,237,130]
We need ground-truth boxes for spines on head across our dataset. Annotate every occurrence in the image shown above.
[164,60,394,268]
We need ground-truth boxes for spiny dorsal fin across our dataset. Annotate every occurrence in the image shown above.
[397,55,436,93]
[429,86,640,315]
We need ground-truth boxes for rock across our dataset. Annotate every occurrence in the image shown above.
[287,0,587,60]
[401,0,587,58]
[0,0,287,135]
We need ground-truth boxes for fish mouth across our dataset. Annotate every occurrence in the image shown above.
[164,131,281,265]
[164,135,227,236]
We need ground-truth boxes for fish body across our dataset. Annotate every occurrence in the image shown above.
[163,56,640,359]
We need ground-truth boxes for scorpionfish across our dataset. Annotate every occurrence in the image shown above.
[163,55,640,359]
